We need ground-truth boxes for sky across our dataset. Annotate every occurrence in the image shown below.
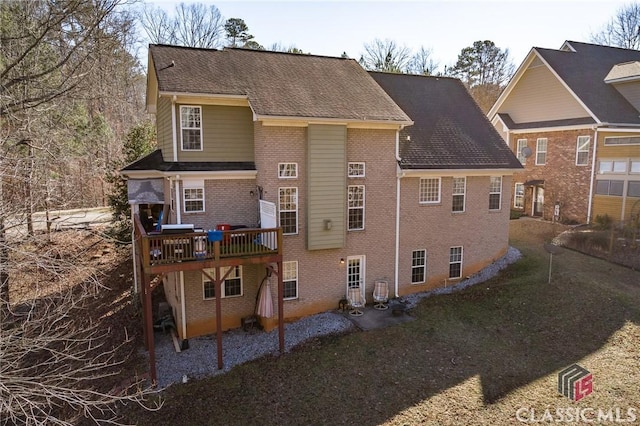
[147,0,628,70]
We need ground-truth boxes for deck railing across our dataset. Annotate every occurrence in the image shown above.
[134,214,282,269]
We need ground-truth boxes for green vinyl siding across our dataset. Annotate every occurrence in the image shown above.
[157,97,173,161]
[177,105,254,162]
[307,124,346,250]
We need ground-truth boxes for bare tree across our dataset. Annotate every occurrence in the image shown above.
[359,38,412,73]
[0,231,160,425]
[139,4,175,45]
[591,3,640,49]
[407,46,439,75]
[267,42,305,54]
[138,2,225,48]
[174,2,224,48]
[0,1,158,422]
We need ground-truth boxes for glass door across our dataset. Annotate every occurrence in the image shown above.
[346,255,366,300]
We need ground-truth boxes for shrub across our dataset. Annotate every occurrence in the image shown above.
[593,214,613,230]
[510,210,525,220]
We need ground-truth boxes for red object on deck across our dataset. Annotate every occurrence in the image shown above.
[216,224,231,243]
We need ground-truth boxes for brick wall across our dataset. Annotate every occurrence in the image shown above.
[179,179,258,230]
[253,124,399,320]
[175,123,513,338]
[397,175,511,295]
[511,129,594,223]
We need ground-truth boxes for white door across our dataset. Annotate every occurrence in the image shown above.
[259,200,277,250]
[346,255,366,300]
[533,186,544,217]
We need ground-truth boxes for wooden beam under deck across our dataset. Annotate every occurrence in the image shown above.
[142,253,283,275]
[133,214,285,383]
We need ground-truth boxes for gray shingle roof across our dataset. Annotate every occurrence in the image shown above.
[370,72,522,170]
[535,41,640,124]
[497,113,596,130]
[121,149,255,173]
[149,45,411,123]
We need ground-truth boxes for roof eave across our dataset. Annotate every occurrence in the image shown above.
[399,167,522,178]
[158,91,250,107]
[256,114,413,129]
[508,123,596,134]
[120,169,258,180]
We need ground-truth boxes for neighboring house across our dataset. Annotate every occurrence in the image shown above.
[488,41,640,224]
[121,45,521,380]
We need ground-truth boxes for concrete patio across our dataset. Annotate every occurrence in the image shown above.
[340,302,415,331]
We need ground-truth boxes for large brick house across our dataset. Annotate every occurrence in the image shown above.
[488,41,640,224]
[121,45,521,379]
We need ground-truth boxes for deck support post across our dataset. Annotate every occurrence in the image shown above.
[143,273,157,384]
[215,266,223,369]
[277,261,284,354]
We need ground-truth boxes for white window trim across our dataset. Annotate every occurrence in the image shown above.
[347,184,365,231]
[279,187,298,235]
[599,159,628,174]
[595,179,625,197]
[452,177,466,213]
[604,136,640,146]
[203,266,243,299]
[180,105,203,152]
[346,255,366,296]
[278,162,298,179]
[489,176,502,211]
[419,177,441,204]
[630,160,640,174]
[411,249,427,284]
[575,136,590,166]
[348,162,366,178]
[449,246,463,279]
[513,182,524,209]
[628,180,640,197]
[183,187,205,213]
[535,138,547,166]
[283,261,298,300]
[516,139,527,164]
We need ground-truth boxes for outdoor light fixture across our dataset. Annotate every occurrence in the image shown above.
[340,258,345,265]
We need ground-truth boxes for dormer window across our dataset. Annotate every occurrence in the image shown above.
[180,106,202,151]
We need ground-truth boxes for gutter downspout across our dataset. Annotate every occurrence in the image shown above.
[171,95,178,162]
[394,129,402,298]
[175,175,182,224]
[586,127,598,224]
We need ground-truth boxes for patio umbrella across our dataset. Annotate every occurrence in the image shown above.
[256,277,274,318]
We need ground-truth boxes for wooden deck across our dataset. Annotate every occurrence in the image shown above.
[134,215,283,274]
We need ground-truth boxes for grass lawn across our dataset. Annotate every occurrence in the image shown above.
[125,219,640,425]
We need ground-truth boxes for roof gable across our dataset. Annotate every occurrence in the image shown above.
[370,72,522,171]
[148,44,411,124]
[498,55,590,123]
[491,41,640,126]
[604,61,640,83]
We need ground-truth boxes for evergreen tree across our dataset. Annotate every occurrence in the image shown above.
[105,121,156,240]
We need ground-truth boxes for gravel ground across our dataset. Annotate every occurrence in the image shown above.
[153,246,521,388]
